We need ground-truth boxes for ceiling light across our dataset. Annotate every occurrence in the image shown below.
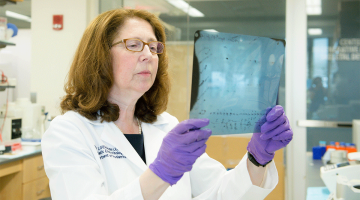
[6,10,32,23]
[167,0,204,17]
[307,6,322,15]
[306,0,322,15]
[306,0,321,6]
[204,29,217,32]
[308,28,322,35]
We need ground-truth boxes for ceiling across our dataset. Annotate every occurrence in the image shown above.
[0,0,344,41]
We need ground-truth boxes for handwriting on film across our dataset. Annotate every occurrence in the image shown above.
[197,110,265,132]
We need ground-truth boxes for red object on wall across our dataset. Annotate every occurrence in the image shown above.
[53,15,63,30]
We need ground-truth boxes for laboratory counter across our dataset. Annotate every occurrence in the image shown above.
[0,149,51,200]
[306,152,331,200]
[0,150,42,165]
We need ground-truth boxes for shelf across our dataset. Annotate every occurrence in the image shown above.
[0,85,15,91]
[0,0,17,6]
[0,40,16,48]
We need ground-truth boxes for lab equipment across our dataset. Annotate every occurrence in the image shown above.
[352,119,360,151]
[190,30,285,135]
[0,102,22,143]
[0,102,22,118]
[0,116,22,142]
[322,148,335,165]
[149,118,212,185]
[0,144,4,154]
[247,105,292,165]
[321,152,360,193]
[6,23,18,38]
[0,116,22,154]
[16,98,43,139]
[330,150,347,163]
[335,175,360,199]
[0,77,16,88]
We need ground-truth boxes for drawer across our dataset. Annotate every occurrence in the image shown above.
[23,176,51,200]
[23,154,46,183]
[0,160,22,177]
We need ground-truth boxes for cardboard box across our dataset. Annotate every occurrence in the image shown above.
[206,135,284,200]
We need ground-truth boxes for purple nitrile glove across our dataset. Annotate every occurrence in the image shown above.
[149,118,212,185]
[247,105,293,165]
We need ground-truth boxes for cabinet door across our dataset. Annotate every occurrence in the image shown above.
[23,176,51,200]
[23,155,46,183]
[0,171,23,200]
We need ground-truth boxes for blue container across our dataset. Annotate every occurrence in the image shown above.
[313,146,325,159]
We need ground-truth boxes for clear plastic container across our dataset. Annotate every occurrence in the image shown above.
[16,98,43,139]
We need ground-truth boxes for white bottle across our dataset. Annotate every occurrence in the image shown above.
[16,98,42,139]
[0,102,23,118]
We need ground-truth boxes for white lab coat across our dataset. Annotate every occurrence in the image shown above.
[42,111,278,200]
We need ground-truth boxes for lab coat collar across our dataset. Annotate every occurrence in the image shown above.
[75,111,102,125]
[151,112,169,125]
[99,113,169,171]
[100,123,148,171]
[142,122,168,165]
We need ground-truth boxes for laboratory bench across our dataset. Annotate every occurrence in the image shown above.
[0,149,51,200]
[306,152,331,200]
[306,151,326,188]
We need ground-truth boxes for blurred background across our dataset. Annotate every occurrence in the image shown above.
[1,0,360,200]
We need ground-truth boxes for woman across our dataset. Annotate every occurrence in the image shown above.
[42,9,293,200]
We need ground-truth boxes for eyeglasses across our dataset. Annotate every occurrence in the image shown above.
[112,38,165,54]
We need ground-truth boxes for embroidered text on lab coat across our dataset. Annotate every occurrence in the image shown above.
[95,145,127,160]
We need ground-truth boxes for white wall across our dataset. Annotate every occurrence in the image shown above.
[0,29,32,107]
[31,0,98,117]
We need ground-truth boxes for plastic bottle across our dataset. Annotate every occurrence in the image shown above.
[345,143,351,151]
[338,142,346,151]
[326,141,336,151]
[16,98,42,140]
[1,102,23,118]
[346,143,357,154]
[335,142,341,150]
[351,143,357,151]
[346,143,357,161]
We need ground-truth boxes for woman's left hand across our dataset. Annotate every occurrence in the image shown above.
[247,105,293,165]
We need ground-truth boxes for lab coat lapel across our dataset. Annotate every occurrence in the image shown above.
[100,123,148,171]
[142,122,168,166]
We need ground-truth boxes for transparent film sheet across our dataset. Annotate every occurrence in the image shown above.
[190,30,285,135]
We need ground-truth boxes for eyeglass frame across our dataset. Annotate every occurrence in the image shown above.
[111,38,165,54]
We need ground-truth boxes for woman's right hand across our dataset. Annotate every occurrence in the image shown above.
[149,119,212,185]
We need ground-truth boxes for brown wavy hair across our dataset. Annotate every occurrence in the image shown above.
[60,9,170,123]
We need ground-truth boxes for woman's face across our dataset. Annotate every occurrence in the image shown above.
[109,18,159,99]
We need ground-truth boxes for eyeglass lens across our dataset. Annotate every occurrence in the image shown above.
[125,39,164,54]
